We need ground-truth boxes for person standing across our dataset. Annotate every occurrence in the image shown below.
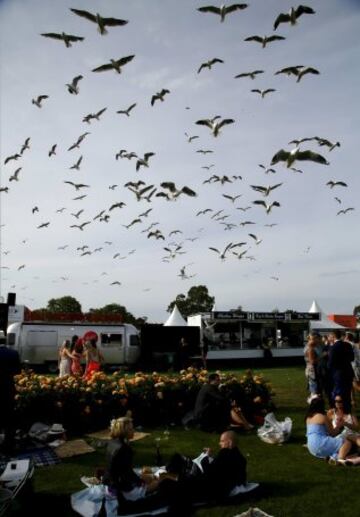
[83,338,104,379]
[0,331,21,455]
[58,339,74,377]
[328,330,354,412]
[178,337,190,370]
[304,334,319,401]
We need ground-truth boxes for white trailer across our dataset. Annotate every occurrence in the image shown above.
[6,321,141,372]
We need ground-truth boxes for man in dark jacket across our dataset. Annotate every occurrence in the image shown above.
[328,329,354,412]
[193,373,229,431]
[0,332,21,455]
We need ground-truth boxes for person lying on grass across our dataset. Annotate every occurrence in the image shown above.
[306,396,360,465]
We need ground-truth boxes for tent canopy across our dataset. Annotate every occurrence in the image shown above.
[164,305,187,327]
[308,299,345,330]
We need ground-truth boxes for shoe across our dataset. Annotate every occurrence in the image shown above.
[327,457,338,466]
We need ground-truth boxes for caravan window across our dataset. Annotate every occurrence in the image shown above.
[100,333,123,347]
[130,335,140,347]
[27,331,57,347]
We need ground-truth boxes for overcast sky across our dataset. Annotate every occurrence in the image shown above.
[0,0,359,321]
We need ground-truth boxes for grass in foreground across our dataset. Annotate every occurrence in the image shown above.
[12,367,360,516]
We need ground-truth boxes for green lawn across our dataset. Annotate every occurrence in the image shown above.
[14,367,360,516]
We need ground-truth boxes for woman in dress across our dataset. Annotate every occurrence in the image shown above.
[83,339,104,380]
[71,338,84,376]
[306,397,360,465]
[58,340,74,377]
[327,395,359,437]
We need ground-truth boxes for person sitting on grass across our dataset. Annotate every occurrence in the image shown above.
[306,397,360,465]
[327,395,359,437]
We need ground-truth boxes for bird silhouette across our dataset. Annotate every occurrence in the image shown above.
[92,55,135,73]
[93,210,106,221]
[37,222,50,229]
[71,209,84,219]
[68,132,90,151]
[271,148,329,167]
[0,187,9,193]
[48,144,57,157]
[32,95,49,108]
[334,197,342,204]
[109,202,126,211]
[117,103,137,116]
[251,89,276,98]
[275,65,319,82]
[196,208,213,216]
[70,8,128,35]
[197,58,224,73]
[248,233,262,245]
[136,153,155,171]
[20,137,31,154]
[196,149,213,154]
[209,242,244,260]
[234,70,264,80]
[4,154,21,165]
[64,181,90,190]
[185,133,199,143]
[148,229,165,240]
[337,208,354,215]
[110,281,122,286]
[222,194,242,203]
[326,181,347,189]
[32,206,39,214]
[108,185,118,191]
[66,75,83,94]
[252,200,281,214]
[273,5,315,31]
[40,32,84,47]
[9,168,21,182]
[70,221,91,230]
[244,35,285,48]
[197,4,248,22]
[315,138,341,151]
[196,116,234,137]
[83,108,107,123]
[69,156,83,170]
[250,183,283,196]
[151,89,170,106]
[156,182,197,200]
[73,194,87,200]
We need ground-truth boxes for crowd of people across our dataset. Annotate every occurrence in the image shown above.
[304,330,360,465]
[58,334,104,380]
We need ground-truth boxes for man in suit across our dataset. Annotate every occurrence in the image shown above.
[193,373,229,431]
[328,329,354,412]
[0,331,21,455]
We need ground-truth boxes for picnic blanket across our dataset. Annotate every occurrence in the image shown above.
[56,439,95,459]
[10,446,61,467]
[86,430,150,443]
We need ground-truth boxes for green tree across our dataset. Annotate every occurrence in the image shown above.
[47,296,82,313]
[353,305,360,316]
[89,303,147,327]
[167,285,215,318]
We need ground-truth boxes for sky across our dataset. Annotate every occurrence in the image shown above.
[0,0,359,322]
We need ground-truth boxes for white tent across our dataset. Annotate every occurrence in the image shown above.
[164,305,187,326]
[308,299,345,330]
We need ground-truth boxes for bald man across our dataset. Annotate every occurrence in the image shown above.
[201,430,247,500]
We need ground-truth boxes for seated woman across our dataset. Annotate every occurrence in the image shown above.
[306,397,360,465]
[230,400,254,431]
[327,395,359,437]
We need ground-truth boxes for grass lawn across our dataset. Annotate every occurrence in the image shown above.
[13,366,360,516]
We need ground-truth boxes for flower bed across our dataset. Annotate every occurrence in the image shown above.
[14,368,274,433]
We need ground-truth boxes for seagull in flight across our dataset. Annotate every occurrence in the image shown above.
[32,95,49,108]
[40,32,84,47]
[110,281,122,286]
[37,222,50,229]
[32,206,39,214]
[196,208,213,216]
[209,242,244,260]
[48,144,57,157]
[92,55,135,73]
[83,108,107,124]
[20,137,31,155]
[326,181,347,189]
[196,116,234,137]
[250,183,283,197]
[70,221,91,230]
[234,70,264,80]
[151,89,170,106]
[273,5,315,31]
[244,35,285,48]
[117,103,137,116]
[71,209,84,219]
[185,133,199,143]
[248,233,262,245]
[271,147,329,168]
[70,8,128,35]
[73,194,87,200]
[315,138,341,151]
[4,153,21,165]
[64,181,90,190]
[253,200,281,214]
[109,202,126,211]
[136,152,155,171]
[196,149,213,154]
[222,194,242,203]
[337,208,354,216]
[197,4,248,22]
[156,182,197,200]
[66,75,83,95]
[251,89,276,98]
[69,155,83,170]
[275,65,320,82]
[68,132,90,151]
[197,58,224,73]
[9,168,21,182]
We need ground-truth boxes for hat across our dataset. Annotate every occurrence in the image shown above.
[48,423,66,435]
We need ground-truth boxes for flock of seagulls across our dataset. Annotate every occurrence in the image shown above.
[1,2,356,298]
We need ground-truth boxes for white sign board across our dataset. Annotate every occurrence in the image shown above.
[8,305,25,323]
